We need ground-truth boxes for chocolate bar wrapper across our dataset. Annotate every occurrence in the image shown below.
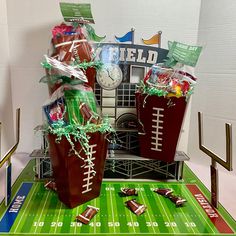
[153,188,173,197]
[120,187,138,197]
[169,194,187,206]
[125,199,146,216]
[64,89,97,125]
[76,205,99,224]
[79,102,99,124]
[44,180,57,192]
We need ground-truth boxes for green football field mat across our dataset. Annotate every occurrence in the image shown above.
[0,160,235,236]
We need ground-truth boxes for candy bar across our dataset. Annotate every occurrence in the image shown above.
[44,180,57,192]
[153,188,173,197]
[76,205,99,224]
[120,187,138,196]
[168,194,187,206]
[125,199,146,216]
[79,102,99,124]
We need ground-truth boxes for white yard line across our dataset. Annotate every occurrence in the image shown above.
[151,184,176,233]
[121,184,136,233]
[74,203,79,234]
[178,203,196,234]
[138,184,156,233]
[109,184,116,233]
[54,202,63,234]
[34,190,50,233]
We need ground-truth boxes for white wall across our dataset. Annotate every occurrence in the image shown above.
[188,0,236,218]
[0,0,14,207]
[5,0,201,154]
[0,0,14,157]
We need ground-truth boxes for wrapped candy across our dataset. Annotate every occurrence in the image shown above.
[119,187,138,197]
[52,23,74,38]
[44,180,57,192]
[168,194,187,207]
[41,18,100,95]
[153,188,173,197]
[140,63,197,99]
[76,205,99,224]
[43,97,66,125]
[153,188,187,207]
[64,85,98,125]
[125,199,146,216]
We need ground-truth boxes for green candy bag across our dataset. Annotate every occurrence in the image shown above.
[64,88,97,125]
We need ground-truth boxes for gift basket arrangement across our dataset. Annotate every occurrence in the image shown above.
[40,3,113,208]
[136,41,202,163]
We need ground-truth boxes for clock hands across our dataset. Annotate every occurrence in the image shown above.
[97,64,123,90]
[105,67,115,81]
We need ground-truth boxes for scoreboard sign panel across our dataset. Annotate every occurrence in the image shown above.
[95,43,168,67]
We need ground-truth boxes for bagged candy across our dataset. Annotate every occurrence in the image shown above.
[64,86,98,125]
[51,23,93,64]
[43,97,66,125]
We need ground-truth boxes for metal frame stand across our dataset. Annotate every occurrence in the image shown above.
[30,149,189,181]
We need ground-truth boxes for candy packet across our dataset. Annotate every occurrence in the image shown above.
[76,205,99,224]
[64,85,98,125]
[125,199,146,216]
[43,97,66,125]
[119,187,138,197]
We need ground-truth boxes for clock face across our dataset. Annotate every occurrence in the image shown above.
[96,63,123,90]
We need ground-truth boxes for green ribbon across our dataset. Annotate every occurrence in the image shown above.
[41,61,52,69]
[85,24,106,42]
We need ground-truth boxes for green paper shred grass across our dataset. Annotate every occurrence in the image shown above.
[73,60,103,70]
[137,80,195,101]
[137,81,168,97]
[44,118,114,160]
[41,60,103,72]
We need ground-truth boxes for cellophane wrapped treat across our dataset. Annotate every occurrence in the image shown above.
[41,19,103,95]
